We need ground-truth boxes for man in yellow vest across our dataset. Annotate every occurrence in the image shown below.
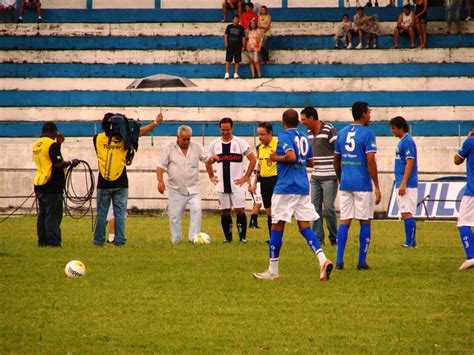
[93,113,163,246]
[32,122,79,247]
[251,122,278,238]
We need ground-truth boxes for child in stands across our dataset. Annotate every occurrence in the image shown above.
[335,14,354,48]
[366,16,379,48]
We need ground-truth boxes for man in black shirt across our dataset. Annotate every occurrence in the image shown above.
[32,122,79,247]
[224,14,246,79]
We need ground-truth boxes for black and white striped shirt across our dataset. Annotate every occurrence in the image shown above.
[307,122,337,181]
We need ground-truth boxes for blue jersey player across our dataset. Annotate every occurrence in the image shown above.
[334,102,381,270]
[253,109,333,282]
[390,116,418,248]
[454,130,474,271]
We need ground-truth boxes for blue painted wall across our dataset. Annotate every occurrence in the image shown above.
[0,90,472,108]
[2,63,474,79]
[14,7,447,23]
[2,34,473,50]
[1,120,472,137]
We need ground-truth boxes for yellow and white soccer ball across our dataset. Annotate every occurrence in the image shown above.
[192,232,211,244]
[64,260,86,278]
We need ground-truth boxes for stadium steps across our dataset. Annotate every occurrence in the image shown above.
[0,7,472,212]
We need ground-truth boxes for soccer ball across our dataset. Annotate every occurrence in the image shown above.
[64,260,86,278]
[192,232,211,244]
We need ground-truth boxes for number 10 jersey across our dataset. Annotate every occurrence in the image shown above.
[274,128,313,195]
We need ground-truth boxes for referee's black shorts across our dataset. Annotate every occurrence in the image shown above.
[260,176,278,209]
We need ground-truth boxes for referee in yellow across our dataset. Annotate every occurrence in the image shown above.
[251,122,278,238]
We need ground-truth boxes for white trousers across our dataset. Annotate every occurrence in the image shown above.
[168,189,202,244]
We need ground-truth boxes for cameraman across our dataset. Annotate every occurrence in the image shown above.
[93,113,163,247]
[32,122,79,247]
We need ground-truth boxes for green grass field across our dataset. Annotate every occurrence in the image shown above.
[1,215,473,353]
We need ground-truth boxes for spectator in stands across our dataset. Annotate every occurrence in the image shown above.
[394,4,416,48]
[246,18,262,78]
[365,16,379,48]
[353,7,373,49]
[1,0,16,23]
[258,5,272,64]
[221,0,242,23]
[18,0,42,23]
[224,14,246,79]
[386,0,396,7]
[445,0,462,34]
[415,0,428,48]
[335,14,354,49]
[241,2,259,35]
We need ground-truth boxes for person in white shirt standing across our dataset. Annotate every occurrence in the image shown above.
[206,117,257,243]
[157,125,218,244]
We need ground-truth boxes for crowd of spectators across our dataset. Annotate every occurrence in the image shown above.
[223,2,272,79]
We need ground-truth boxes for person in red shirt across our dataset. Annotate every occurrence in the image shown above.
[240,2,259,34]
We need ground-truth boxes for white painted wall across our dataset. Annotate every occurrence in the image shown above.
[3,48,473,65]
[93,0,155,9]
[2,106,473,123]
[0,137,467,213]
[3,77,474,92]
[3,22,472,36]
[41,0,87,9]
[160,0,282,9]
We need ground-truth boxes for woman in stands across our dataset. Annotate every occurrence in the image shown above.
[258,5,272,64]
[247,18,262,78]
[415,0,428,48]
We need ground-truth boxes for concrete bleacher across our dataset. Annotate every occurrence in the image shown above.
[0,3,473,214]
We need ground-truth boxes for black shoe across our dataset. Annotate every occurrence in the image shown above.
[336,263,344,270]
[265,239,270,244]
[223,240,232,243]
[240,238,247,243]
[356,264,371,270]
[37,17,42,23]
[17,18,23,23]
[330,240,337,246]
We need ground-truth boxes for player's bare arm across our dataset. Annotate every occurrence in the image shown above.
[398,158,414,196]
[270,149,296,163]
[235,151,256,186]
[367,152,381,205]
[333,153,342,181]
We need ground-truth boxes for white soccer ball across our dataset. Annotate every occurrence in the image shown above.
[64,260,86,278]
[192,232,211,244]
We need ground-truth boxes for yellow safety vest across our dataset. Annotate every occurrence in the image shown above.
[32,136,55,186]
[95,132,127,181]
[257,137,278,177]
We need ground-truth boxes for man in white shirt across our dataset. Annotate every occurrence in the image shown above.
[157,125,218,244]
[206,117,257,243]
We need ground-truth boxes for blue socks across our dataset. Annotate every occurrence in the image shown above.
[336,224,350,266]
[358,224,371,267]
[300,227,322,254]
[403,218,417,247]
[459,226,474,259]
[269,229,283,260]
